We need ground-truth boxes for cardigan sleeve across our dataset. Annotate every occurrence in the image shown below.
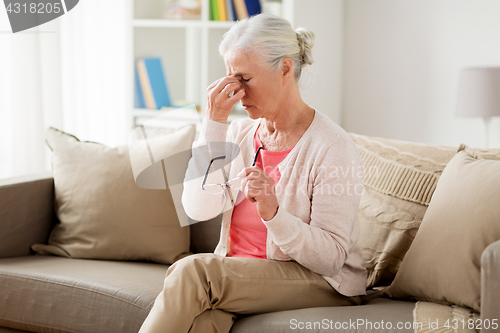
[263,139,363,277]
[181,118,238,222]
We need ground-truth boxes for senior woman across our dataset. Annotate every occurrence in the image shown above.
[139,13,366,333]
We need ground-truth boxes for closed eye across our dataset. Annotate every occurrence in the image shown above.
[235,74,251,83]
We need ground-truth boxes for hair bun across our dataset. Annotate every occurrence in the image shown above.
[295,27,315,68]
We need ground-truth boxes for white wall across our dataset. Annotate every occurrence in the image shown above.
[287,0,344,124]
[342,0,500,148]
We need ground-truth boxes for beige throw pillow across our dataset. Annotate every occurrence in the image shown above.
[32,125,196,264]
[349,133,457,287]
[382,146,500,312]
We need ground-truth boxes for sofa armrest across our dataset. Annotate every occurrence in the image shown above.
[481,239,500,332]
[0,172,55,259]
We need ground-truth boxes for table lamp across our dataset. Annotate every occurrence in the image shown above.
[456,67,500,148]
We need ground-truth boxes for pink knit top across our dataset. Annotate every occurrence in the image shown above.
[228,132,293,259]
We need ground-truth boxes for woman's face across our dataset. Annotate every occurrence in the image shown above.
[224,50,285,120]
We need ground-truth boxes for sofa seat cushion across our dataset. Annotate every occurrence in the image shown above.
[0,255,167,333]
[0,256,416,333]
[231,297,415,333]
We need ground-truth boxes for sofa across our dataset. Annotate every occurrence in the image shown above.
[0,130,499,333]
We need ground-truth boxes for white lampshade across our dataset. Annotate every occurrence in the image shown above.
[456,67,500,118]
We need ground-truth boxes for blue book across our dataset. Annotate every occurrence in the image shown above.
[244,0,261,17]
[136,57,172,109]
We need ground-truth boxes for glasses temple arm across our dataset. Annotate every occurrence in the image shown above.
[252,147,263,167]
[202,155,227,190]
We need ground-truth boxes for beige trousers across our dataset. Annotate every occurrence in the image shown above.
[138,253,361,333]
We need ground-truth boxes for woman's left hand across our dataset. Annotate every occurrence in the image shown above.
[238,167,279,221]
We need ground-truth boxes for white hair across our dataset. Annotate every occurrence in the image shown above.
[219,14,315,80]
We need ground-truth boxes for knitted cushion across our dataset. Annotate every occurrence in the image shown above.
[349,133,456,287]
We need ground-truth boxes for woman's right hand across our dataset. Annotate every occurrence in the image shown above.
[206,76,245,123]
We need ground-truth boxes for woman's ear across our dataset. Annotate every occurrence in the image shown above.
[281,57,293,81]
[281,57,293,76]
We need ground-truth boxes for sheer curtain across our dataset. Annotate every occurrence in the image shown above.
[0,0,128,180]
[0,12,56,179]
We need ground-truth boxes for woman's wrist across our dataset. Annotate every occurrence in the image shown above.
[206,109,229,124]
[261,205,279,221]
[207,116,228,124]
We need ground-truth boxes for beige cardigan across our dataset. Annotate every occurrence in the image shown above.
[182,110,367,297]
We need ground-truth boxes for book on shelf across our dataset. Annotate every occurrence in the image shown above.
[136,57,172,110]
[225,0,236,21]
[210,0,220,21]
[174,0,263,22]
[244,0,261,17]
[233,0,262,20]
[134,67,145,109]
[217,0,227,21]
[232,0,247,20]
[211,0,263,21]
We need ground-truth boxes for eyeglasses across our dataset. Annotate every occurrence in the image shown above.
[201,146,263,195]
[201,155,242,195]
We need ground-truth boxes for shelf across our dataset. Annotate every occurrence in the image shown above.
[205,20,237,29]
[133,107,201,121]
[134,19,201,28]
[132,107,248,125]
[133,19,236,29]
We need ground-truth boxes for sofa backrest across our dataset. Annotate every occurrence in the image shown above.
[189,215,222,254]
[0,172,55,259]
[5,134,499,270]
